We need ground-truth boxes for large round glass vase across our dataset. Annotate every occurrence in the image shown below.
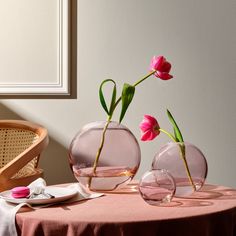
[152,142,208,197]
[69,121,141,192]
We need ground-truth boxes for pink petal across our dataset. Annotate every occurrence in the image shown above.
[143,115,158,127]
[141,130,159,141]
[139,115,156,132]
[149,55,173,79]
[160,61,171,73]
[156,72,173,80]
[149,56,164,71]
[139,121,152,132]
[140,130,153,141]
[149,131,159,140]
[140,114,160,141]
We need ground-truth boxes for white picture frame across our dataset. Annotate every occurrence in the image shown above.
[0,0,70,95]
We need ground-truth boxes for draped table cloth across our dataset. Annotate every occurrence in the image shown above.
[16,183,236,236]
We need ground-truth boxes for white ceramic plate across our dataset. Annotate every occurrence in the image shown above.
[0,186,78,205]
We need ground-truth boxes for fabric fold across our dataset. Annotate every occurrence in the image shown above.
[0,178,104,236]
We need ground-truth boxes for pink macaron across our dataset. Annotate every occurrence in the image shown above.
[11,186,30,198]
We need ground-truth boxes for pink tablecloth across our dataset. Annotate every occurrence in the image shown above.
[16,183,236,236]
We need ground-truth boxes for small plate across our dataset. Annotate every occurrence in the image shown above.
[0,186,78,205]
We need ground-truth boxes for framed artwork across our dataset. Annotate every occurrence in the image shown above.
[0,0,71,96]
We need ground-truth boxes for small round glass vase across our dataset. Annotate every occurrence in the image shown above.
[139,169,176,206]
[69,121,141,192]
[152,142,208,197]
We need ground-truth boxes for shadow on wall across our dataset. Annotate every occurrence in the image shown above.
[0,103,76,185]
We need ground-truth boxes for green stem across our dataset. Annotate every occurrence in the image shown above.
[88,116,111,188]
[89,70,156,189]
[133,70,156,87]
[159,129,196,191]
[178,143,196,191]
[112,70,156,114]
[159,129,177,142]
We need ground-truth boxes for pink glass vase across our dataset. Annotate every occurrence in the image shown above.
[69,121,141,191]
[152,142,208,197]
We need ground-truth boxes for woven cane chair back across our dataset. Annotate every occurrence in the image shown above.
[0,120,49,191]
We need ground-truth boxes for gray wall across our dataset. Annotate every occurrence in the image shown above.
[1,0,236,187]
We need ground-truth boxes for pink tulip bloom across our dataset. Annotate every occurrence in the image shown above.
[149,56,173,80]
[139,115,160,141]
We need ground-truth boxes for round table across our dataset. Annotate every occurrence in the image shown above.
[16,183,236,236]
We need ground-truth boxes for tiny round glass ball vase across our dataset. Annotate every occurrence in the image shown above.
[139,169,176,206]
[69,121,141,192]
[152,142,208,197]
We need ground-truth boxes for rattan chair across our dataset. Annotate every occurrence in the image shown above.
[0,120,49,192]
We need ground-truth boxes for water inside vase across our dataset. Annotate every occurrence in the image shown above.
[73,166,136,191]
[139,185,173,205]
[174,177,203,197]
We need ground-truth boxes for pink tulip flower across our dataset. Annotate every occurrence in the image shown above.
[149,56,173,80]
[139,115,160,141]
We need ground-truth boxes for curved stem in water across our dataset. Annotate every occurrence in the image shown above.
[88,70,157,189]
[88,116,111,188]
[159,129,196,191]
[178,143,196,191]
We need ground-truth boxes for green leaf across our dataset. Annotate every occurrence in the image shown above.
[119,83,135,123]
[174,128,180,142]
[108,81,117,116]
[166,109,184,142]
[99,79,117,116]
